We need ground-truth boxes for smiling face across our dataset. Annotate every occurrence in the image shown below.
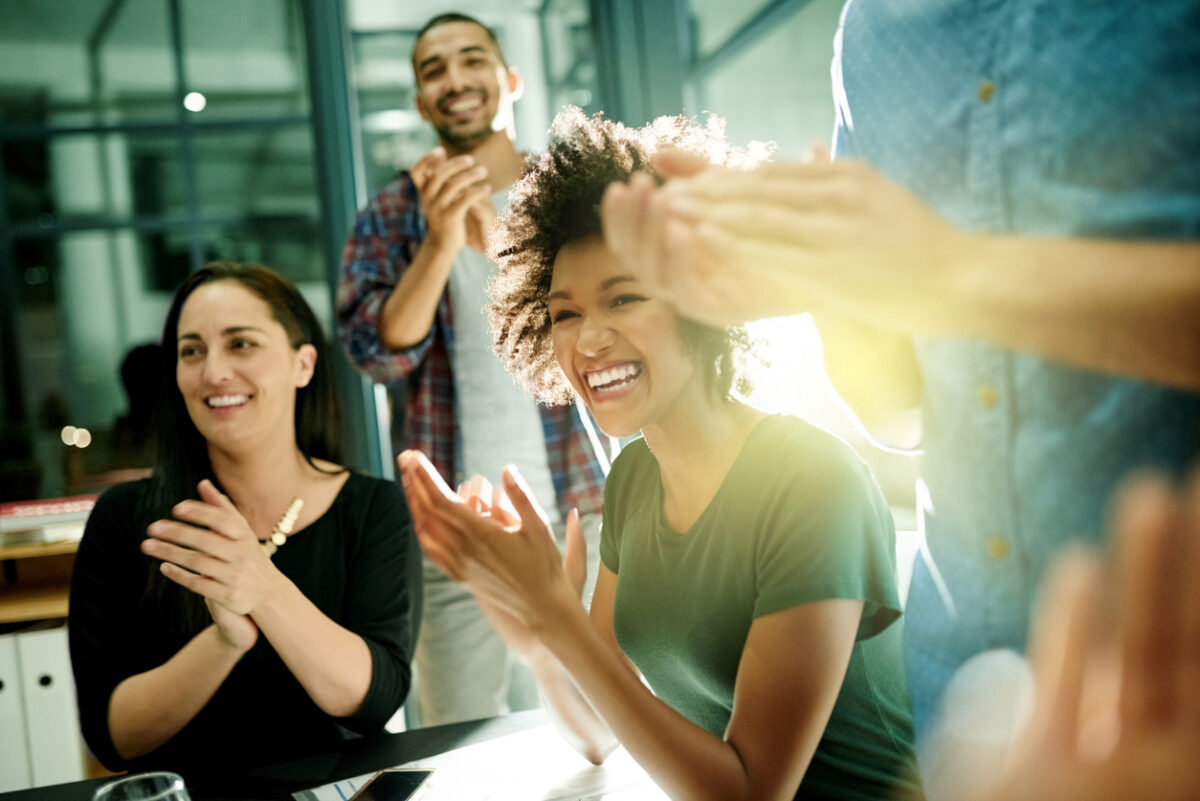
[413,21,520,150]
[548,236,704,438]
[174,280,316,457]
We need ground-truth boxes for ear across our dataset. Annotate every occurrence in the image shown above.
[295,344,317,388]
[506,67,524,102]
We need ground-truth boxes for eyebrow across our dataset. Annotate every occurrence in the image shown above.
[418,45,488,73]
[547,274,637,301]
[177,325,265,342]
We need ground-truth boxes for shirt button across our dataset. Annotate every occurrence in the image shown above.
[978,79,995,103]
[987,537,1010,561]
[977,383,998,408]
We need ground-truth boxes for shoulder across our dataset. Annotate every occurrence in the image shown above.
[363,172,421,215]
[607,437,655,492]
[334,472,410,520]
[88,478,154,523]
[745,415,875,487]
[735,415,890,526]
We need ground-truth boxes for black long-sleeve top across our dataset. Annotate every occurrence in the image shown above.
[68,473,422,778]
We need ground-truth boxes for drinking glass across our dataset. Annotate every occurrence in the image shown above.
[92,771,191,801]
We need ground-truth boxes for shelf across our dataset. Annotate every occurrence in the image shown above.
[0,579,70,624]
[0,539,81,561]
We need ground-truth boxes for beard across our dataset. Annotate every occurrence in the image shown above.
[436,119,497,150]
[433,89,498,150]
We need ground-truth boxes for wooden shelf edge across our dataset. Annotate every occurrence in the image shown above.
[0,580,71,624]
[0,539,81,561]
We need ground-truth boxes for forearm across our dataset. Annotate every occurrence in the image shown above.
[378,238,457,350]
[527,647,620,765]
[538,606,764,801]
[108,625,245,760]
[252,576,374,718]
[943,236,1200,390]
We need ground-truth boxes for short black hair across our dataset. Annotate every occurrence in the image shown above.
[412,12,508,77]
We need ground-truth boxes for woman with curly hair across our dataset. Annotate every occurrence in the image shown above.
[399,108,922,801]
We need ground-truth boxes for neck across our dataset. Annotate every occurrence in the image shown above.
[640,393,765,531]
[207,436,312,535]
[444,128,524,191]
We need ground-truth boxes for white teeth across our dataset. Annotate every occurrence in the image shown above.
[447,98,481,112]
[587,364,640,390]
[207,394,249,408]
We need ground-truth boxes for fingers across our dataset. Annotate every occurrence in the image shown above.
[171,487,249,541]
[424,157,488,210]
[411,147,448,190]
[142,536,229,581]
[654,147,711,178]
[1025,547,1103,754]
[159,561,230,603]
[1178,471,1200,722]
[563,508,587,599]
[1113,474,1182,728]
[500,464,551,534]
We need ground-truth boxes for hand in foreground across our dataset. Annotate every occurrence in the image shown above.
[398,450,586,641]
[969,474,1200,801]
[142,480,282,644]
[600,145,963,330]
[411,147,495,256]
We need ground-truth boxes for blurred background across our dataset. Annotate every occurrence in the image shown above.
[0,0,915,515]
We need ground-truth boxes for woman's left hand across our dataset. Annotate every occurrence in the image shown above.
[398,450,581,635]
[142,479,283,616]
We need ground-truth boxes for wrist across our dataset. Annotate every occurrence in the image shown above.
[207,624,253,656]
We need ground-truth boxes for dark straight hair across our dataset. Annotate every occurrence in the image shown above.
[143,261,344,634]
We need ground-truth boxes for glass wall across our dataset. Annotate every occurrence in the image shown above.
[0,0,324,502]
[681,0,920,515]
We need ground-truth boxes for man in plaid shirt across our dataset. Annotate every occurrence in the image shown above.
[336,13,609,726]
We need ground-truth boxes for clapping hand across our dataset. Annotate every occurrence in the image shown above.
[142,479,282,651]
[600,144,962,332]
[412,147,495,256]
[967,474,1200,801]
[398,451,587,648]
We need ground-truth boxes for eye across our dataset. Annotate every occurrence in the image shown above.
[178,344,200,360]
[611,293,647,308]
[231,338,258,351]
[550,309,580,325]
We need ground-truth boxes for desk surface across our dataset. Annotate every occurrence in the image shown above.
[0,710,548,801]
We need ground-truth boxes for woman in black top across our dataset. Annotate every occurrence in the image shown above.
[68,262,421,777]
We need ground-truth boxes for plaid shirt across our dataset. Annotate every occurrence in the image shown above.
[336,171,608,519]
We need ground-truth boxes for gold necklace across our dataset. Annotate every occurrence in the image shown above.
[261,497,303,557]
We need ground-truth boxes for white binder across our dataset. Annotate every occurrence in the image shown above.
[0,633,33,792]
[15,626,85,787]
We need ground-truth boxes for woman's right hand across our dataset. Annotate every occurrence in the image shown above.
[206,597,259,653]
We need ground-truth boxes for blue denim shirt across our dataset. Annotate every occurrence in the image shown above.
[832,0,1200,741]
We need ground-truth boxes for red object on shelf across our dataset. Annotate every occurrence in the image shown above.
[0,495,98,533]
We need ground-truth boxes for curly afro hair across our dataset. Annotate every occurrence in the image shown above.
[488,106,768,406]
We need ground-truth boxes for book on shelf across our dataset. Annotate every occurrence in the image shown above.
[0,495,97,539]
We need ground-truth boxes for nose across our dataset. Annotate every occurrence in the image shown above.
[200,350,233,385]
[575,314,615,357]
[444,62,469,93]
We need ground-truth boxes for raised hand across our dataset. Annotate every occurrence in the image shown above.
[142,480,284,630]
[600,145,963,331]
[968,474,1200,801]
[398,451,583,639]
[411,147,494,256]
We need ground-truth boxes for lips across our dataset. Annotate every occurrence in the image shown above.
[584,362,642,394]
[205,393,250,409]
[439,91,486,117]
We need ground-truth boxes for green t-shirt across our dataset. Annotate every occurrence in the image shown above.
[600,415,922,801]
